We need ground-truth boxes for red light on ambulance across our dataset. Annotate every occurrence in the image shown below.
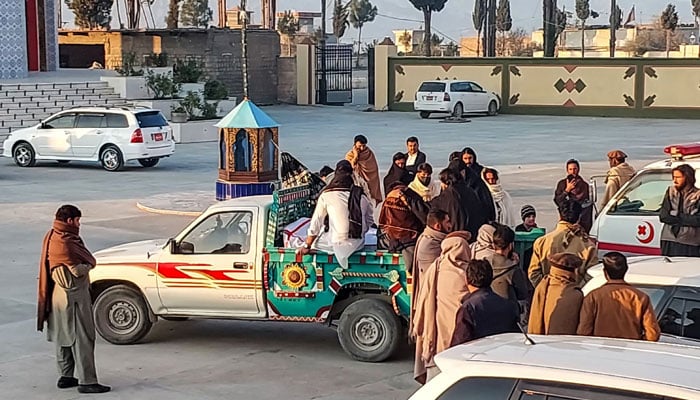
[663,143,700,160]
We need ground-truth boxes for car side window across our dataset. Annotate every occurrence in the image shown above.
[75,114,105,128]
[470,82,484,92]
[179,211,253,254]
[607,171,670,215]
[450,82,464,92]
[105,113,129,128]
[437,377,516,400]
[660,292,700,340]
[43,114,76,129]
[517,380,666,400]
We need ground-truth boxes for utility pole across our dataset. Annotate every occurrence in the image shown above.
[610,0,616,57]
[241,0,249,99]
[319,0,327,104]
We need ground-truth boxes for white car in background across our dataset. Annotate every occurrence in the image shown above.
[413,80,500,119]
[409,333,700,400]
[2,107,174,172]
[583,256,700,346]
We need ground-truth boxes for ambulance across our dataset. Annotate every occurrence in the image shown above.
[590,143,700,255]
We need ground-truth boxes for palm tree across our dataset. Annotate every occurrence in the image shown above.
[348,0,378,65]
[332,0,349,39]
[660,3,679,58]
[472,0,486,57]
[408,0,449,56]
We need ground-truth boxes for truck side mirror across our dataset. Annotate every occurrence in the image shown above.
[167,238,177,254]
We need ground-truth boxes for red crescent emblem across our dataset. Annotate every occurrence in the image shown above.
[636,221,655,244]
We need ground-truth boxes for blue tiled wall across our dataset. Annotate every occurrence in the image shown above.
[0,0,29,79]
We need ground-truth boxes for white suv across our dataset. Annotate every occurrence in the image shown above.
[413,80,500,119]
[2,107,175,171]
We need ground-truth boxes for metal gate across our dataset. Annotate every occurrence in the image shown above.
[316,44,353,105]
[367,47,375,105]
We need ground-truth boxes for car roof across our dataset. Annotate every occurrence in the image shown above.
[56,107,159,114]
[643,156,700,170]
[586,256,700,287]
[207,195,273,211]
[420,80,470,84]
[435,333,700,394]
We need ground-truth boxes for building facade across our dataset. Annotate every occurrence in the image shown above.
[0,0,59,79]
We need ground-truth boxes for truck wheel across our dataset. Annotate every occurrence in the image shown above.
[337,298,401,362]
[94,285,153,345]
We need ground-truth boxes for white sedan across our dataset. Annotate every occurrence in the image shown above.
[410,333,700,399]
[413,80,500,119]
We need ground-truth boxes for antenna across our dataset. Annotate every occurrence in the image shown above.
[517,323,536,345]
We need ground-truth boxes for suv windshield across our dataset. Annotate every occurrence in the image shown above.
[418,82,446,92]
[608,171,670,215]
[136,111,168,128]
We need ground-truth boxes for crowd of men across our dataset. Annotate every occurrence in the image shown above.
[303,134,700,383]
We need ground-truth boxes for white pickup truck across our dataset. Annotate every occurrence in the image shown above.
[89,184,411,362]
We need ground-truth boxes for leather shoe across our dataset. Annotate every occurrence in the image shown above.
[57,376,79,389]
[77,384,111,394]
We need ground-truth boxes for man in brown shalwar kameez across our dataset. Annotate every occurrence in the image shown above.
[345,134,383,206]
[38,205,110,394]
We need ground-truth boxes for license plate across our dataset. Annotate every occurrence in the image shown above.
[425,96,434,101]
[152,133,163,141]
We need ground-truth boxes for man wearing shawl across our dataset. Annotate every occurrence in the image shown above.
[528,198,598,288]
[345,134,383,205]
[462,147,485,176]
[554,159,593,232]
[411,231,472,384]
[408,163,441,202]
[482,167,518,227]
[382,152,411,197]
[38,205,110,394]
[600,150,636,208]
[446,159,496,224]
[301,161,374,269]
[431,168,484,239]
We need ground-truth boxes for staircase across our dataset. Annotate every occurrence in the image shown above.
[0,81,125,148]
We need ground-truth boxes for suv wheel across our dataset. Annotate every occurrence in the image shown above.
[488,100,498,116]
[337,298,401,362]
[13,142,36,167]
[452,102,464,118]
[138,158,159,168]
[100,145,124,172]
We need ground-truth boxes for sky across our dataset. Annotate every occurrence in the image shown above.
[61,0,699,45]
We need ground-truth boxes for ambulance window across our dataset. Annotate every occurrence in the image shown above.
[608,172,670,215]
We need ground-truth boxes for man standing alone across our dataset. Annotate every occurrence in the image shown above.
[554,159,593,232]
[577,252,660,341]
[659,164,700,257]
[38,205,110,394]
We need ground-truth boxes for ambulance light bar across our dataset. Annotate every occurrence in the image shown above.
[663,143,700,160]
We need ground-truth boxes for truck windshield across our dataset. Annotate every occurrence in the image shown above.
[608,171,670,215]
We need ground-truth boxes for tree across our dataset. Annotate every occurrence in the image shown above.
[65,0,113,29]
[660,4,679,57]
[408,0,449,56]
[348,0,378,65]
[123,0,141,28]
[472,0,486,57]
[430,33,443,54]
[166,0,181,28]
[495,0,512,56]
[542,0,557,57]
[180,0,212,27]
[332,0,349,39]
[399,30,413,54]
[609,2,622,56]
[277,10,300,56]
[496,27,533,56]
[575,0,590,57]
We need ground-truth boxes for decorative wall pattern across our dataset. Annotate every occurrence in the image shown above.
[0,0,29,78]
[643,66,700,108]
[393,63,502,104]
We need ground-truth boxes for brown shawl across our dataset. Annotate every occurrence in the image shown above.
[346,147,383,204]
[528,266,583,335]
[37,220,96,331]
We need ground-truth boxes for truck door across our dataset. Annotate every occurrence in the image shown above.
[595,170,670,255]
[156,208,263,316]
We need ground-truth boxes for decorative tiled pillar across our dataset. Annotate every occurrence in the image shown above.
[43,0,58,71]
[0,0,29,79]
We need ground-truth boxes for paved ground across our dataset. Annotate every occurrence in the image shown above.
[0,105,696,399]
